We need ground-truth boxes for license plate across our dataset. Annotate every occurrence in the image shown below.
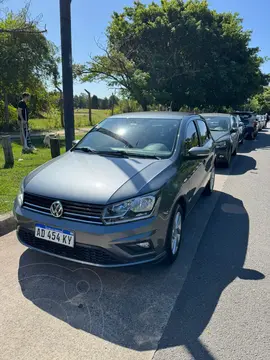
[35,224,74,248]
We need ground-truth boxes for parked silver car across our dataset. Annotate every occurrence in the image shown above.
[256,115,264,131]
[14,112,216,267]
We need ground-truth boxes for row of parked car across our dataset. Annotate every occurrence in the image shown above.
[202,111,268,168]
[14,109,268,268]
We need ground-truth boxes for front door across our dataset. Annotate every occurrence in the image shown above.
[179,120,205,210]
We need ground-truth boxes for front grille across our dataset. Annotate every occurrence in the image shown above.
[23,193,104,224]
[19,229,121,265]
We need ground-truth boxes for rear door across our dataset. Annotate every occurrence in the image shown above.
[195,118,215,189]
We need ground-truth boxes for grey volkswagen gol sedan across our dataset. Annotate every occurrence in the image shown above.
[202,113,239,168]
[14,112,215,267]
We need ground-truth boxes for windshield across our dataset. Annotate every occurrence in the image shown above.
[74,117,181,158]
[205,116,230,131]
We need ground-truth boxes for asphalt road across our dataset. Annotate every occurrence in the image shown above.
[1,128,270,360]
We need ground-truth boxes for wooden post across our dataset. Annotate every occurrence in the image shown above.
[111,93,114,116]
[50,137,60,158]
[84,89,92,126]
[1,135,14,168]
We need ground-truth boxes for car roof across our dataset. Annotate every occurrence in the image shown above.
[109,111,193,120]
[201,113,231,117]
[233,111,255,114]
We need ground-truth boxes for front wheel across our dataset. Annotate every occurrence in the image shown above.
[232,144,238,156]
[203,167,215,196]
[224,150,232,168]
[165,205,183,264]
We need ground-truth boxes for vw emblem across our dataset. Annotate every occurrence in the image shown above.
[50,201,64,218]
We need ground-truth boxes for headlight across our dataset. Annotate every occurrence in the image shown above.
[102,194,157,225]
[17,179,25,206]
[215,141,227,148]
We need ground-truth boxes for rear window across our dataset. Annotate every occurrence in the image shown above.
[233,113,252,124]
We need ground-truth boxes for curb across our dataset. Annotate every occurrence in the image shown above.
[0,212,16,237]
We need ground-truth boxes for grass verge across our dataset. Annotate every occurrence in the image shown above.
[0,135,82,214]
[29,109,110,131]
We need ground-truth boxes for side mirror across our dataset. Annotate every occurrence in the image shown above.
[239,122,244,127]
[72,139,79,147]
[230,128,237,133]
[187,146,210,158]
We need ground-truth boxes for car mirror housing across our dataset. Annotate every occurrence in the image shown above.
[187,146,210,158]
[230,128,237,133]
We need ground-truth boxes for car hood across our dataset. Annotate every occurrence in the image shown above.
[24,151,172,205]
[210,131,230,142]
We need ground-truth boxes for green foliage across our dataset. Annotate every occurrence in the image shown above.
[249,87,270,113]
[77,0,268,110]
[99,97,109,109]
[74,94,88,109]
[114,99,142,114]
[0,5,59,123]
[91,95,99,109]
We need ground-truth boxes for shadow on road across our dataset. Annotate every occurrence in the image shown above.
[17,192,264,355]
[156,191,264,359]
[216,153,257,176]
[239,128,270,154]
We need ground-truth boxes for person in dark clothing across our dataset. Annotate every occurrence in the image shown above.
[18,92,35,153]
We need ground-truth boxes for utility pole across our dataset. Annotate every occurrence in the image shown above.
[59,0,74,151]
[56,86,64,128]
[84,89,92,126]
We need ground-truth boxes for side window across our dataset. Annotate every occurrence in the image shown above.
[185,121,199,152]
[197,120,210,146]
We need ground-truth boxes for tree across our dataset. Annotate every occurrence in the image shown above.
[91,95,99,109]
[249,87,270,113]
[99,97,109,109]
[77,0,268,111]
[109,94,118,109]
[0,5,58,127]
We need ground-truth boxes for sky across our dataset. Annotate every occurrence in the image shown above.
[3,0,270,98]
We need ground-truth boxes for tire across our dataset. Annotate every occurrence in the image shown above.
[203,167,215,196]
[165,204,184,264]
[224,150,232,168]
[232,144,237,156]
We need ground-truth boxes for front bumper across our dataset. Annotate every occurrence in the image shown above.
[14,199,168,267]
[215,148,229,163]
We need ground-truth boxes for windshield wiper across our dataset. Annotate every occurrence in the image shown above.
[73,148,161,160]
[94,150,129,158]
[72,147,97,153]
[128,153,161,160]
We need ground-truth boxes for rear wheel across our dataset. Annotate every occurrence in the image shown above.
[165,205,183,264]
